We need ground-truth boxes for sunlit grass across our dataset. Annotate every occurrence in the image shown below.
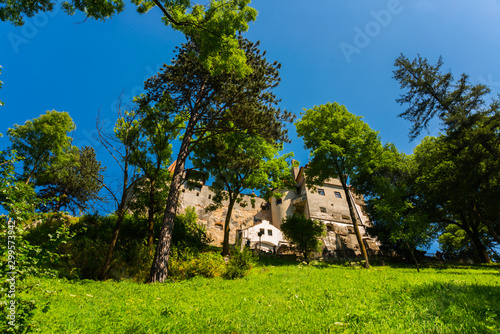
[21,263,500,333]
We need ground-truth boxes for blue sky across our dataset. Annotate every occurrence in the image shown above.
[1,0,500,202]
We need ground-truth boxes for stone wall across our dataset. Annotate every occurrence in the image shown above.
[178,182,271,247]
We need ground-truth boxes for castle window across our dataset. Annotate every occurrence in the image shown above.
[208,194,211,199]
[268,229,273,236]
[320,207,327,213]
[335,191,342,198]
[196,192,199,197]
[318,189,325,196]
[276,198,282,205]
[215,223,223,230]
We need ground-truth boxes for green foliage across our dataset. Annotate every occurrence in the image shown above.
[169,249,226,280]
[280,215,324,260]
[37,146,104,214]
[223,247,256,279]
[359,143,437,254]
[0,0,257,76]
[15,265,500,333]
[172,206,211,252]
[6,111,103,213]
[295,102,383,188]
[191,129,294,254]
[7,110,76,184]
[296,102,383,267]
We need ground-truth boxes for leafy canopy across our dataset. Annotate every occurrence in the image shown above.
[295,102,383,187]
[7,110,76,184]
[0,0,257,76]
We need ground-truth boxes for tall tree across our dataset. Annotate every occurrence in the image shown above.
[6,111,103,214]
[96,108,139,279]
[7,110,76,185]
[393,54,500,158]
[412,136,495,263]
[191,130,294,255]
[296,102,385,269]
[144,38,294,282]
[1,0,257,77]
[356,143,436,270]
[126,94,183,255]
[394,54,500,259]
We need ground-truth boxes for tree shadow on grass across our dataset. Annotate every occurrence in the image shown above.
[402,281,500,332]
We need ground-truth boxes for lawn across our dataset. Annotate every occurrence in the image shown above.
[12,262,500,333]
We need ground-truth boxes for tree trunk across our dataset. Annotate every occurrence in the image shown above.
[147,180,156,256]
[222,198,236,256]
[148,112,198,283]
[405,240,420,273]
[460,214,491,263]
[340,175,370,268]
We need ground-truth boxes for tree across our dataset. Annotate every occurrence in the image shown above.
[357,143,436,271]
[191,130,294,255]
[96,108,139,279]
[296,102,384,268]
[144,38,294,282]
[412,135,496,263]
[7,110,76,185]
[1,0,257,76]
[393,54,500,159]
[36,146,104,214]
[6,111,103,214]
[394,54,500,262]
[126,94,182,255]
[280,215,324,261]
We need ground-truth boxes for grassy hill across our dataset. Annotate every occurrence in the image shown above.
[11,261,500,333]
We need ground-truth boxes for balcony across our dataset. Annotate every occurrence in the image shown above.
[292,195,307,207]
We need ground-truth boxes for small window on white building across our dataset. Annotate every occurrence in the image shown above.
[320,207,327,213]
[318,189,325,196]
[335,191,342,198]
[259,228,265,235]
[268,229,272,236]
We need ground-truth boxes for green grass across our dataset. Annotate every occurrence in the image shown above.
[15,262,500,333]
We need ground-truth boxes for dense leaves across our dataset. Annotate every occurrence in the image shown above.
[145,37,294,281]
[280,214,324,261]
[0,0,256,76]
[296,102,384,267]
[393,55,500,262]
[191,130,294,255]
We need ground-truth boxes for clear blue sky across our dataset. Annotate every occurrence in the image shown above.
[1,0,500,201]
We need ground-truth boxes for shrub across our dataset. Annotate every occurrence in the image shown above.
[169,249,226,280]
[223,248,257,279]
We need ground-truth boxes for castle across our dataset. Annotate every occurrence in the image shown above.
[177,163,380,257]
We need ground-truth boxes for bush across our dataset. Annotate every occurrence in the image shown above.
[223,248,257,279]
[169,249,226,280]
